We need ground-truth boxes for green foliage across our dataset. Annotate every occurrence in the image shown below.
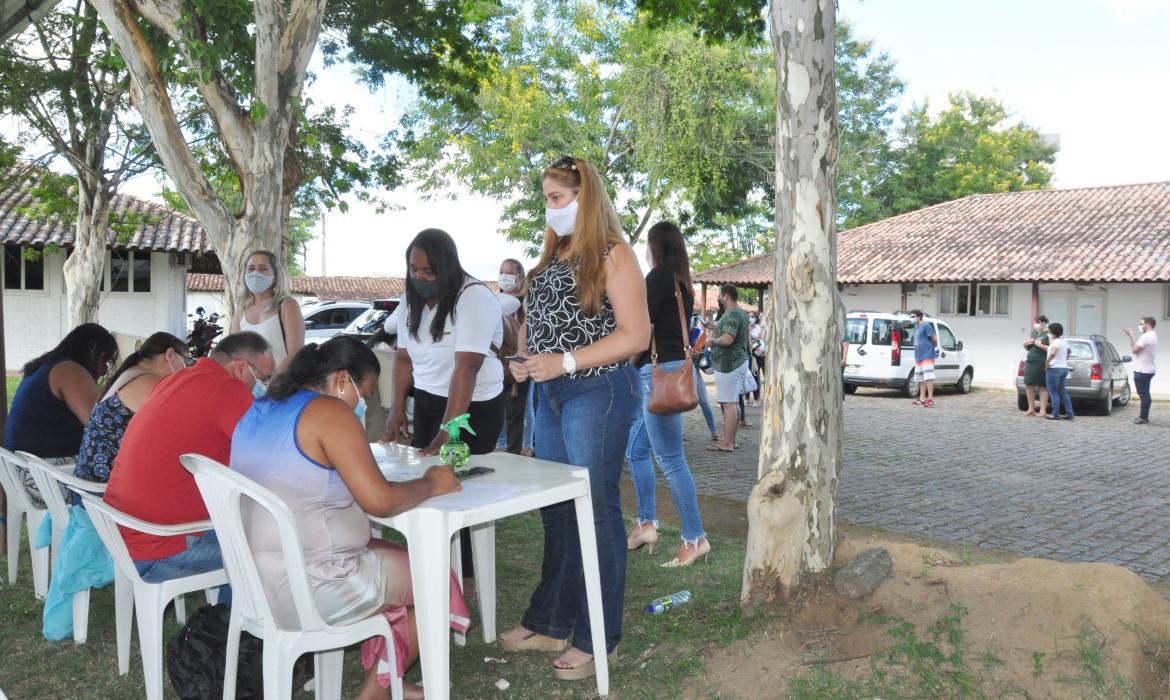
[633,0,767,42]
[872,92,1057,219]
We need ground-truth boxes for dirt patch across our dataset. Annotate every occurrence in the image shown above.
[691,537,1170,699]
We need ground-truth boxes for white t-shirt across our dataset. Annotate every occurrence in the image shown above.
[397,281,505,401]
[1048,337,1070,369]
[1134,330,1158,374]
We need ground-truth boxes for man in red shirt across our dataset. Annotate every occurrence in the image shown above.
[104,331,275,582]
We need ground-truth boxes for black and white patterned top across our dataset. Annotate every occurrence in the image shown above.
[525,246,625,379]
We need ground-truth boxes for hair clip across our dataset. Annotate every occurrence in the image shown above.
[551,156,577,171]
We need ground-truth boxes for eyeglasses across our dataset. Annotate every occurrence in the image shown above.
[550,156,578,171]
[248,363,272,385]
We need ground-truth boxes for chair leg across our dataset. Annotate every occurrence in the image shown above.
[6,503,19,584]
[73,587,91,644]
[138,592,167,700]
[222,614,243,700]
[116,576,134,675]
[27,509,49,599]
[174,593,186,624]
[263,638,294,700]
[313,649,344,700]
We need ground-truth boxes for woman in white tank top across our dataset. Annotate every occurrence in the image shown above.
[229,250,305,373]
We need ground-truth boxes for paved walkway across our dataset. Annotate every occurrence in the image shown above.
[667,382,1170,583]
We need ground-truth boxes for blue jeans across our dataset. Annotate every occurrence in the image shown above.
[625,362,706,543]
[694,364,718,435]
[1045,367,1074,418]
[521,364,641,656]
[1134,371,1154,420]
[523,381,536,450]
[134,531,231,604]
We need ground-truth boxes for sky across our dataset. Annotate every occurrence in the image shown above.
[115,0,1170,282]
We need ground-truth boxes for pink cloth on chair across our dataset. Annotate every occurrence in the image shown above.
[361,567,471,685]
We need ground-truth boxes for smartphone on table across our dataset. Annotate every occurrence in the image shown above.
[457,466,495,479]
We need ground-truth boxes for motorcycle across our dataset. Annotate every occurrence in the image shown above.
[187,307,223,358]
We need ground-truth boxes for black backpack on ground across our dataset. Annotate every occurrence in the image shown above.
[166,603,275,699]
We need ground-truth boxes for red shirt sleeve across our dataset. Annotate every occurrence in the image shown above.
[214,380,255,441]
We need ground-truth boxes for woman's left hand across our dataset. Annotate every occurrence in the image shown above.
[522,353,568,383]
[418,434,446,457]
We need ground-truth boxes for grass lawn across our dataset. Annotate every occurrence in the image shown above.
[0,511,763,698]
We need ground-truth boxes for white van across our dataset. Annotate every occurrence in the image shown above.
[843,311,976,397]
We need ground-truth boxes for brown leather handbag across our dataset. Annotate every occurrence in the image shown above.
[647,280,699,415]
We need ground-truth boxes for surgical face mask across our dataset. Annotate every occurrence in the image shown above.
[248,366,268,399]
[498,273,518,292]
[410,276,442,300]
[244,272,275,295]
[342,375,366,422]
[545,198,579,237]
[750,316,757,323]
[1033,323,1041,331]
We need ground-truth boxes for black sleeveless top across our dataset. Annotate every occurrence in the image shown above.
[525,245,625,379]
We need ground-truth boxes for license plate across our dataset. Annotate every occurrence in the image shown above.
[844,365,860,375]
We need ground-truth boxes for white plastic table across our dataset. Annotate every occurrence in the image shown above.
[367,445,609,699]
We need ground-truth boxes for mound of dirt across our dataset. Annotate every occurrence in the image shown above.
[694,538,1170,699]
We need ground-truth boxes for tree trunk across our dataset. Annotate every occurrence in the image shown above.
[742,0,841,612]
[63,183,110,328]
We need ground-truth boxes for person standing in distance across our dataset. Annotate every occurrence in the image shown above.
[909,310,939,407]
[1021,315,1051,417]
[1125,316,1158,424]
[704,285,751,451]
[230,250,305,375]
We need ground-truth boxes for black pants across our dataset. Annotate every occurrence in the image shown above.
[501,379,530,454]
[412,388,505,577]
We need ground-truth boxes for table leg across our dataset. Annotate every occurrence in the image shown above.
[404,512,452,700]
[469,521,496,643]
[574,494,609,696]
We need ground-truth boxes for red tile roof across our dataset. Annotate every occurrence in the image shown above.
[0,168,216,254]
[694,182,1170,285]
[189,274,501,302]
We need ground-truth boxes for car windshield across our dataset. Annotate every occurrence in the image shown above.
[346,308,390,335]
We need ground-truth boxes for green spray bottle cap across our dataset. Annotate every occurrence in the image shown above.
[439,414,477,469]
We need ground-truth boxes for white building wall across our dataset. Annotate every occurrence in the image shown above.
[844,281,1170,399]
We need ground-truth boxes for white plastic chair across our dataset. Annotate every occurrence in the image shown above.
[20,451,107,644]
[181,453,403,700]
[75,490,227,700]
[0,447,50,599]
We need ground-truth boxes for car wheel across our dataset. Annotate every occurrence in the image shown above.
[956,369,973,394]
[1018,393,1030,411]
[844,383,858,395]
[1097,382,1113,416]
[903,369,919,398]
[1115,381,1131,406]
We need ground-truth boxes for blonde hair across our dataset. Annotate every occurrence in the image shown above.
[240,250,292,313]
[532,157,625,316]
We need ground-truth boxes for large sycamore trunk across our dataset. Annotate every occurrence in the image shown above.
[742,0,842,611]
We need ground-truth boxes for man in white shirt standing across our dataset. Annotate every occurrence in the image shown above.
[1125,316,1158,424]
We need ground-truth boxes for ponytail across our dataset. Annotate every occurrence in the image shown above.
[105,332,187,389]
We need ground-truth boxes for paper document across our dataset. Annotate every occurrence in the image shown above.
[423,482,539,510]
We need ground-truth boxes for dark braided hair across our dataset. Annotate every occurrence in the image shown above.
[266,335,379,401]
[106,332,187,389]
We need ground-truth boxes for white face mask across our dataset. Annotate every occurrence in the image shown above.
[245,271,275,295]
[1033,323,1041,331]
[545,198,579,237]
[498,273,518,292]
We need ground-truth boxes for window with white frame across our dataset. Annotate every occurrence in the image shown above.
[976,283,1010,316]
[3,244,45,291]
[939,284,971,315]
[100,250,152,293]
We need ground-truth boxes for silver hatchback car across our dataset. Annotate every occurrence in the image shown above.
[1015,334,1131,415]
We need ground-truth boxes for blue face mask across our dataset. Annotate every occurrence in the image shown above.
[248,366,268,399]
[344,375,366,422]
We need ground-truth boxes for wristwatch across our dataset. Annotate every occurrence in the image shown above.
[561,352,577,375]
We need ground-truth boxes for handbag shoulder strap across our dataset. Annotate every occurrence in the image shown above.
[651,277,694,367]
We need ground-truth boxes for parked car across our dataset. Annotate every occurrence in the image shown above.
[843,310,976,397]
[340,298,401,342]
[1015,335,1131,415]
[300,300,372,344]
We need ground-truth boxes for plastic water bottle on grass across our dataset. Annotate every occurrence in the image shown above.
[647,590,691,614]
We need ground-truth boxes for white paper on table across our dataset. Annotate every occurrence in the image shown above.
[422,482,539,510]
[381,467,425,482]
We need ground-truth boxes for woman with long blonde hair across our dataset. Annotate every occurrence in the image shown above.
[229,250,305,375]
[498,156,650,680]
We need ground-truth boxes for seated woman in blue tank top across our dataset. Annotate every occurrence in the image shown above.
[230,336,466,700]
[4,323,118,507]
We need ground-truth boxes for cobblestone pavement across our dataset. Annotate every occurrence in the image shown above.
[675,382,1170,583]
